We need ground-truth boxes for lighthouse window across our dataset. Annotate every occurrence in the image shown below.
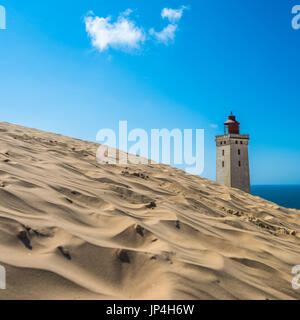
[224,141,226,145]
[235,141,238,144]
[238,149,241,155]
[222,150,225,156]
[240,141,243,145]
[222,161,225,168]
[239,161,241,167]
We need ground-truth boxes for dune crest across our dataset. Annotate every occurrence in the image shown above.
[0,122,299,300]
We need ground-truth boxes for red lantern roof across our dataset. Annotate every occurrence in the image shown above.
[224,112,240,134]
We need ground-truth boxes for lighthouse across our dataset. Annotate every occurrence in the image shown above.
[215,113,251,193]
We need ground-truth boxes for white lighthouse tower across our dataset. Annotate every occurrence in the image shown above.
[215,113,251,193]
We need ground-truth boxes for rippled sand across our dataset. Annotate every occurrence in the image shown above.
[0,122,299,300]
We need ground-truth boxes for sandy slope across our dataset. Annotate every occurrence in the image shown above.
[0,122,299,300]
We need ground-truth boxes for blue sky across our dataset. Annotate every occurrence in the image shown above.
[0,0,299,184]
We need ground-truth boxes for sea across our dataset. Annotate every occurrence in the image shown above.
[251,185,300,210]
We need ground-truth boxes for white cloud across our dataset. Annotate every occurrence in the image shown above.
[161,6,187,23]
[210,124,219,129]
[150,24,178,44]
[151,6,188,45]
[121,9,133,17]
[85,6,189,52]
[84,11,145,52]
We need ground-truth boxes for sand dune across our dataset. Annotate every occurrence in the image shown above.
[0,122,299,300]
